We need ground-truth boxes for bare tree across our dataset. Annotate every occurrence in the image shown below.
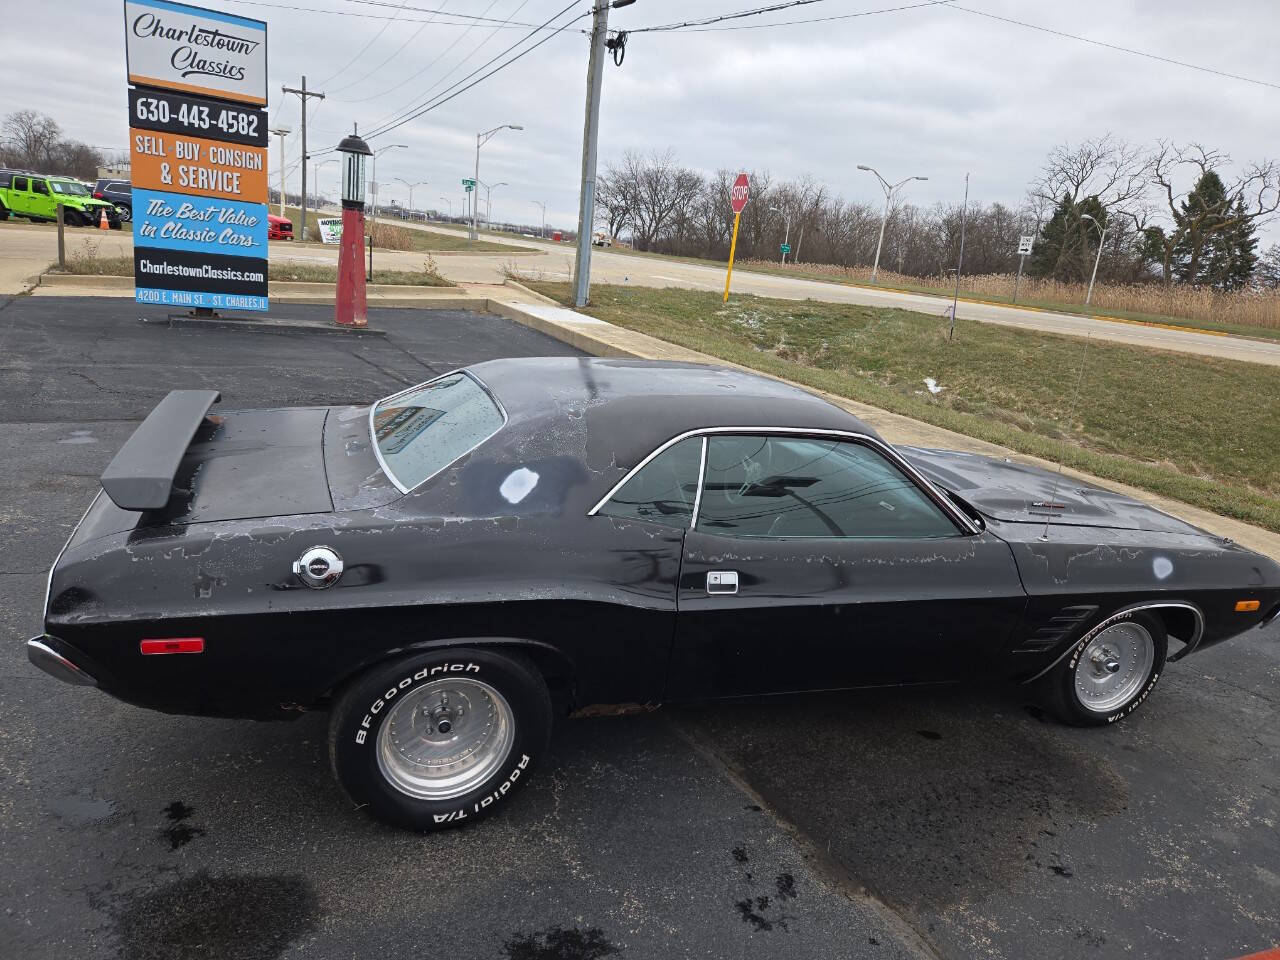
[1147,142,1280,286]
[594,165,632,241]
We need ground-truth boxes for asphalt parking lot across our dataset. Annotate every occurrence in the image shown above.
[1,296,1277,960]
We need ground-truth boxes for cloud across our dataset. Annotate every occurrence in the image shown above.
[7,0,1279,241]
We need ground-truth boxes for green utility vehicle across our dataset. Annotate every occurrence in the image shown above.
[0,170,121,227]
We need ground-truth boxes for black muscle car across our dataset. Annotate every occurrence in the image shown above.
[29,358,1280,830]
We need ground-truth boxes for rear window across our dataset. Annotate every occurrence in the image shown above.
[371,371,504,492]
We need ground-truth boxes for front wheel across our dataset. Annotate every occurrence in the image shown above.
[329,646,552,831]
[115,204,132,223]
[1034,611,1167,726]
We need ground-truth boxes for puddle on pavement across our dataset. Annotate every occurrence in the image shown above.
[114,870,319,960]
[502,926,619,960]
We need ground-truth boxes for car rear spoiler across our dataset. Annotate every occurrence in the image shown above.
[100,390,221,510]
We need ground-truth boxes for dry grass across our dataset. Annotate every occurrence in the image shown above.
[51,252,450,286]
[740,261,1280,332]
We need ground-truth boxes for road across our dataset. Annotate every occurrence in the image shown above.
[392,219,1280,368]
[1,295,1277,960]
[4,218,1277,367]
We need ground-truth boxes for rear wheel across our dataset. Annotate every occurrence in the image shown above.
[1034,611,1167,726]
[0,202,8,221]
[329,646,551,831]
[115,203,132,223]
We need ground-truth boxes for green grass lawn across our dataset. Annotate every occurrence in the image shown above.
[526,281,1280,533]
[52,254,450,287]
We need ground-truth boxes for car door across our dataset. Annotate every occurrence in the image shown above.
[666,433,1027,699]
[28,178,55,219]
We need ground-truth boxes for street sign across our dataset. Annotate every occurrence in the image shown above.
[462,178,477,187]
[124,0,268,106]
[125,0,270,312]
[1018,235,1034,256]
[724,172,750,302]
[780,243,791,255]
[464,184,473,193]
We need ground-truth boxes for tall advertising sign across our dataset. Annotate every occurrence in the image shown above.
[123,0,270,311]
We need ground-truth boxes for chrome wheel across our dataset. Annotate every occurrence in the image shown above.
[1073,621,1155,713]
[376,677,515,800]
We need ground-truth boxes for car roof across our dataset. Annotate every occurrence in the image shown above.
[468,357,881,469]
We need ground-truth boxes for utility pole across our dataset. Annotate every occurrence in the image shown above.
[949,172,969,341]
[282,77,325,243]
[571,0,611,307]
[532,200,546,238]
[270,125,291,217]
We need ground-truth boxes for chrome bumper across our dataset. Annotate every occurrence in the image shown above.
[27,636,97,687]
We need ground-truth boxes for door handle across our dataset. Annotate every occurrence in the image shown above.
[706,570,739,595]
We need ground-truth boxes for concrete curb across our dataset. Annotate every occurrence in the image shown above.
[487,297,1280,562]
[140,313,388,337]
[501,278,564,307]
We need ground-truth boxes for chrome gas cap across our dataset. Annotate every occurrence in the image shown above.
[292,546,344,589]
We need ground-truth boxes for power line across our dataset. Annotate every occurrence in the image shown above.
[628,0,833,32]
[329,0,507,105]
[229,0,571,31]
[325,0,451,95]
[314,0,409,87]
[361,1,586,141]
[658,0,953,32]
[360,0,534,121]
[946,4,1280,92]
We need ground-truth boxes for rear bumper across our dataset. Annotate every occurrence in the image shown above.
[27,635,97,687]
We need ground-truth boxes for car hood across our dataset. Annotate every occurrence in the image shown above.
[899,446,1205,535]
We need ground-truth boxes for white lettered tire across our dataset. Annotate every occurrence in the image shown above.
[329,647,551,830]
[1035,610,1168,726]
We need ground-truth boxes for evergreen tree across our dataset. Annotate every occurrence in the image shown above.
[1027,194,1108,282]
[1204,197,1258,291]
[1172,171,1229,286]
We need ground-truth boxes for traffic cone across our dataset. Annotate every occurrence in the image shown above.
[98,207,110,230]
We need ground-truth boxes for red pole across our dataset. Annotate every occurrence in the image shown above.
[335,203,367,327]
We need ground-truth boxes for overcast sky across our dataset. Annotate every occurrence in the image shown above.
[14,0,1280,235]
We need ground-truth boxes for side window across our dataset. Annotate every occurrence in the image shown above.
[32,179,49,195]
[696,435,959,539]
[597,436,703,529]
[13,177,28,191]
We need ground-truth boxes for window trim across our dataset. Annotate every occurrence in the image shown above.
[588,426,980,536]
[368,368,508,495]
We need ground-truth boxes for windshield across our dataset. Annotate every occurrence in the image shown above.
[51,180,89,195]
[371,371,504,492]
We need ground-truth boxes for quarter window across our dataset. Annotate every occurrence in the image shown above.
[696,435,959,539]
[597,436,703,529]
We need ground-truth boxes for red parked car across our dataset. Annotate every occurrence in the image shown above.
[268,213,293,240]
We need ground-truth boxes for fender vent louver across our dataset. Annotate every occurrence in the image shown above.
[1014,604,1099,653]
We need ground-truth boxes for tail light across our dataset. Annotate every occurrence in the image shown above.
[140,637,205,655]
[93,191,104,199]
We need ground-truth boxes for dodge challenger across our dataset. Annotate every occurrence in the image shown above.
[28,358,1280,830]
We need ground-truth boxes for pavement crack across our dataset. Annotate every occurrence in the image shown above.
[664,714,945,960]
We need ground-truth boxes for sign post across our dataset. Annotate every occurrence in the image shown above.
[123,0,270,313]
[723,173,750,303]
[1014,234,1034,303]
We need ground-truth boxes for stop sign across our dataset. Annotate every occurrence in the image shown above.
[729,173,750,214]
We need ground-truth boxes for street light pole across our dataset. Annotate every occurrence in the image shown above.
[532,200,546,238]
[769,205,792,266]
[269,125,291,216]
[395,178,428,217]
[313,158,337,209]
[857,165,928,282]
[1081,213,1108,306]
[370,143,407,221]
[479,181,507,226]
[439,197,452,220]
[471,124,523,241]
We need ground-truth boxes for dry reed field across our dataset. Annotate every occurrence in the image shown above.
[740,261,1280,331]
